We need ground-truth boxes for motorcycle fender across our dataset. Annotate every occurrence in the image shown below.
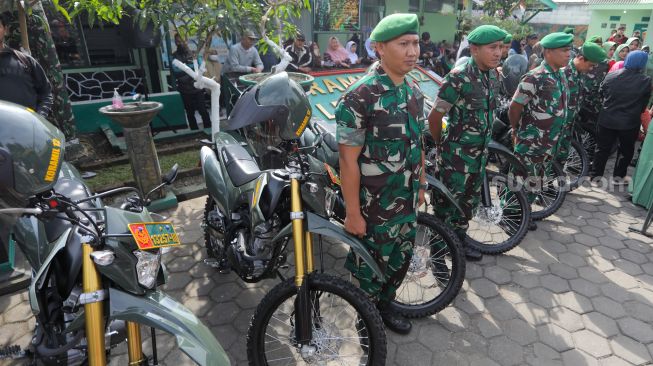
[29,228,73,315]
[200,146,230,214]
[488,139,528,177]
[109,288,231,366]
[426,174,465,218]
[305,212,384,281]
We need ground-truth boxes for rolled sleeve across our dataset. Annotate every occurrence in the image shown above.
[512,75,536,105]
[432,75,460,114]
[335,92,367,146]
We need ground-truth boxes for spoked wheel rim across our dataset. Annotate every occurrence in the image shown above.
[396,225,452,306]
[258,288,372,364]
[467,175,525,246]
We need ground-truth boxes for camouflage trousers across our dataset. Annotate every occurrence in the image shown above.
[345,222,416,303]
[513,153,554,204]
[433,152,486,240]
[553,119,575,162]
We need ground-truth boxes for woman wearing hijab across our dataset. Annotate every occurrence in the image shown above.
[324,36,351,68]
[603,41,617,68]
[610,44,629,71]
[345,41,360,66]
[625,37,640,51]
[592,50,652,180]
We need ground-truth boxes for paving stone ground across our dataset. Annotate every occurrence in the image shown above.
[2,159,653,365]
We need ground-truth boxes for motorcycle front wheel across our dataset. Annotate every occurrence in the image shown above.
[247,273,387,366]
[531,162,568,221]
[391,213,465,318]
[466,172,530,254]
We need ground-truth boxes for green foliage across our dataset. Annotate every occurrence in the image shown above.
[45,0,309,53]
[472,15,534,40]
[480,0,541,20]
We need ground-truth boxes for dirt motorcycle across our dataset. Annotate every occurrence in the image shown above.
[200,73,386,365]
[0,102,228,366]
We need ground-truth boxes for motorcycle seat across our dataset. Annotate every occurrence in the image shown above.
[221,144,261,186]
[311,120,338,152]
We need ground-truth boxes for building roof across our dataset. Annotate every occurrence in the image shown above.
[588,0,653,9]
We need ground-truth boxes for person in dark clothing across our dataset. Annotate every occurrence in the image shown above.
[0,13,52,117]
[524,34,539,59]
[419,32,439,66]
[592,50,652,179]
[172,34,211,130]
[285,33,312,73]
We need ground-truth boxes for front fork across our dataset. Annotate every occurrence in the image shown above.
[82,244,145,366]
[290,178,316,344]
[480,173,492,207]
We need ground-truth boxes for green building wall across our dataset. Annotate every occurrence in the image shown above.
[315,0,458,56]
[588,9,653,43]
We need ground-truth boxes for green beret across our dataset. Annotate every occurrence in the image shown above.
[467,25,508,45]
[370,13,419,42]
[589,35,603,44]
[540,32,574,49]
[503,34,513,44]
[580,41,607,63]
[563,27,575,35]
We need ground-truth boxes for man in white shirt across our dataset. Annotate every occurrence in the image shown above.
[223,31,264,74]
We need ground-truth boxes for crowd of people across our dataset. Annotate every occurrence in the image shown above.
[335,12,652,335]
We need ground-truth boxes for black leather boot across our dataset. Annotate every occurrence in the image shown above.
[528,221,538,231]
[377,302,412,335]
[464,245,483,261]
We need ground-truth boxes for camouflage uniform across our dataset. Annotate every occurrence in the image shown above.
[336,63,424,303]
[512,61,569,202]
[579,60,609,126]
[432,58,500,239]
[554,59,584,161]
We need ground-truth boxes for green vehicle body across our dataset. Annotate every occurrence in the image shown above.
[11,162,230,366]
[201,131,384,280]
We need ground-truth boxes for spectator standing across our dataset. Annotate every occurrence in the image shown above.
[592,51,652,179]
[524,33,539,59]
[223,31,263,74]
[345,41,360,66]
[364,36,378,63]
[611,44,629,72]
[172,35,211,130]
[0,13,52,117]
[626,37,640,51]
[603,41,617,69]
[285,33,313,73]
[419,31,439,68]
[608,26,627,45]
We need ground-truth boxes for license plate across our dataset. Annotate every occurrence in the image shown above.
[128,222,181,250]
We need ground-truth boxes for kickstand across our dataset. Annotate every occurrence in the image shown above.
[629,202,653,238]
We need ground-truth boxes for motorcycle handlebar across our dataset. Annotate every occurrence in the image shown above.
[0,208,44,216]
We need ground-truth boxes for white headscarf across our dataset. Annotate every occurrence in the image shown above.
[456,35,469,61]
[346,41,359,64]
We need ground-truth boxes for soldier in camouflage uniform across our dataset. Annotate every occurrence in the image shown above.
[578,36,610,135]
[508,33,572,209]
[554,42,607,162]
[427,25,508,261]
[336,13,425,334]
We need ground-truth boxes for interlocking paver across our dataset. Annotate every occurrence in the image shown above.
[469,278,500,298]
[503,318,537,346]
[561,349,600,366]
[488,336,524,366]
[549,306,584,332]
[571,329,612,358]
[610,335,652,365]
[536,323,575,352]
[617,317,653,343]
[540,274,571,293]
[485,267,511,285]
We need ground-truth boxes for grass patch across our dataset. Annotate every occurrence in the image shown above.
[84,149,201,191]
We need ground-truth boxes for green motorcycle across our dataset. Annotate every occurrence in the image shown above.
[201,73,387,365]
[0,102,228,366]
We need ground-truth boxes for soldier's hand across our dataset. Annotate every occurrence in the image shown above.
[418,188,426,208]
[344,213,367,238]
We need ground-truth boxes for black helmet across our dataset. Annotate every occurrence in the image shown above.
[226,72,312,141]
[0,101,65,208]
[501,54,529,97]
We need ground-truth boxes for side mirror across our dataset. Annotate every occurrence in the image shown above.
[163,164,179,185]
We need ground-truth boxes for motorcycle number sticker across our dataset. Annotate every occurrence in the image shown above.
[128,222,181,250]
[324,163,341,186]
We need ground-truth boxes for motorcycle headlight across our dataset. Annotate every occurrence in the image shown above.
[133,250,161,289]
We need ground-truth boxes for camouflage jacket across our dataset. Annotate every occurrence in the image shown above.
[512,60,569,157]
[335,63,424,226]
[563,58,584,121]
[580,60,609,114]
[433,57,501,172]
